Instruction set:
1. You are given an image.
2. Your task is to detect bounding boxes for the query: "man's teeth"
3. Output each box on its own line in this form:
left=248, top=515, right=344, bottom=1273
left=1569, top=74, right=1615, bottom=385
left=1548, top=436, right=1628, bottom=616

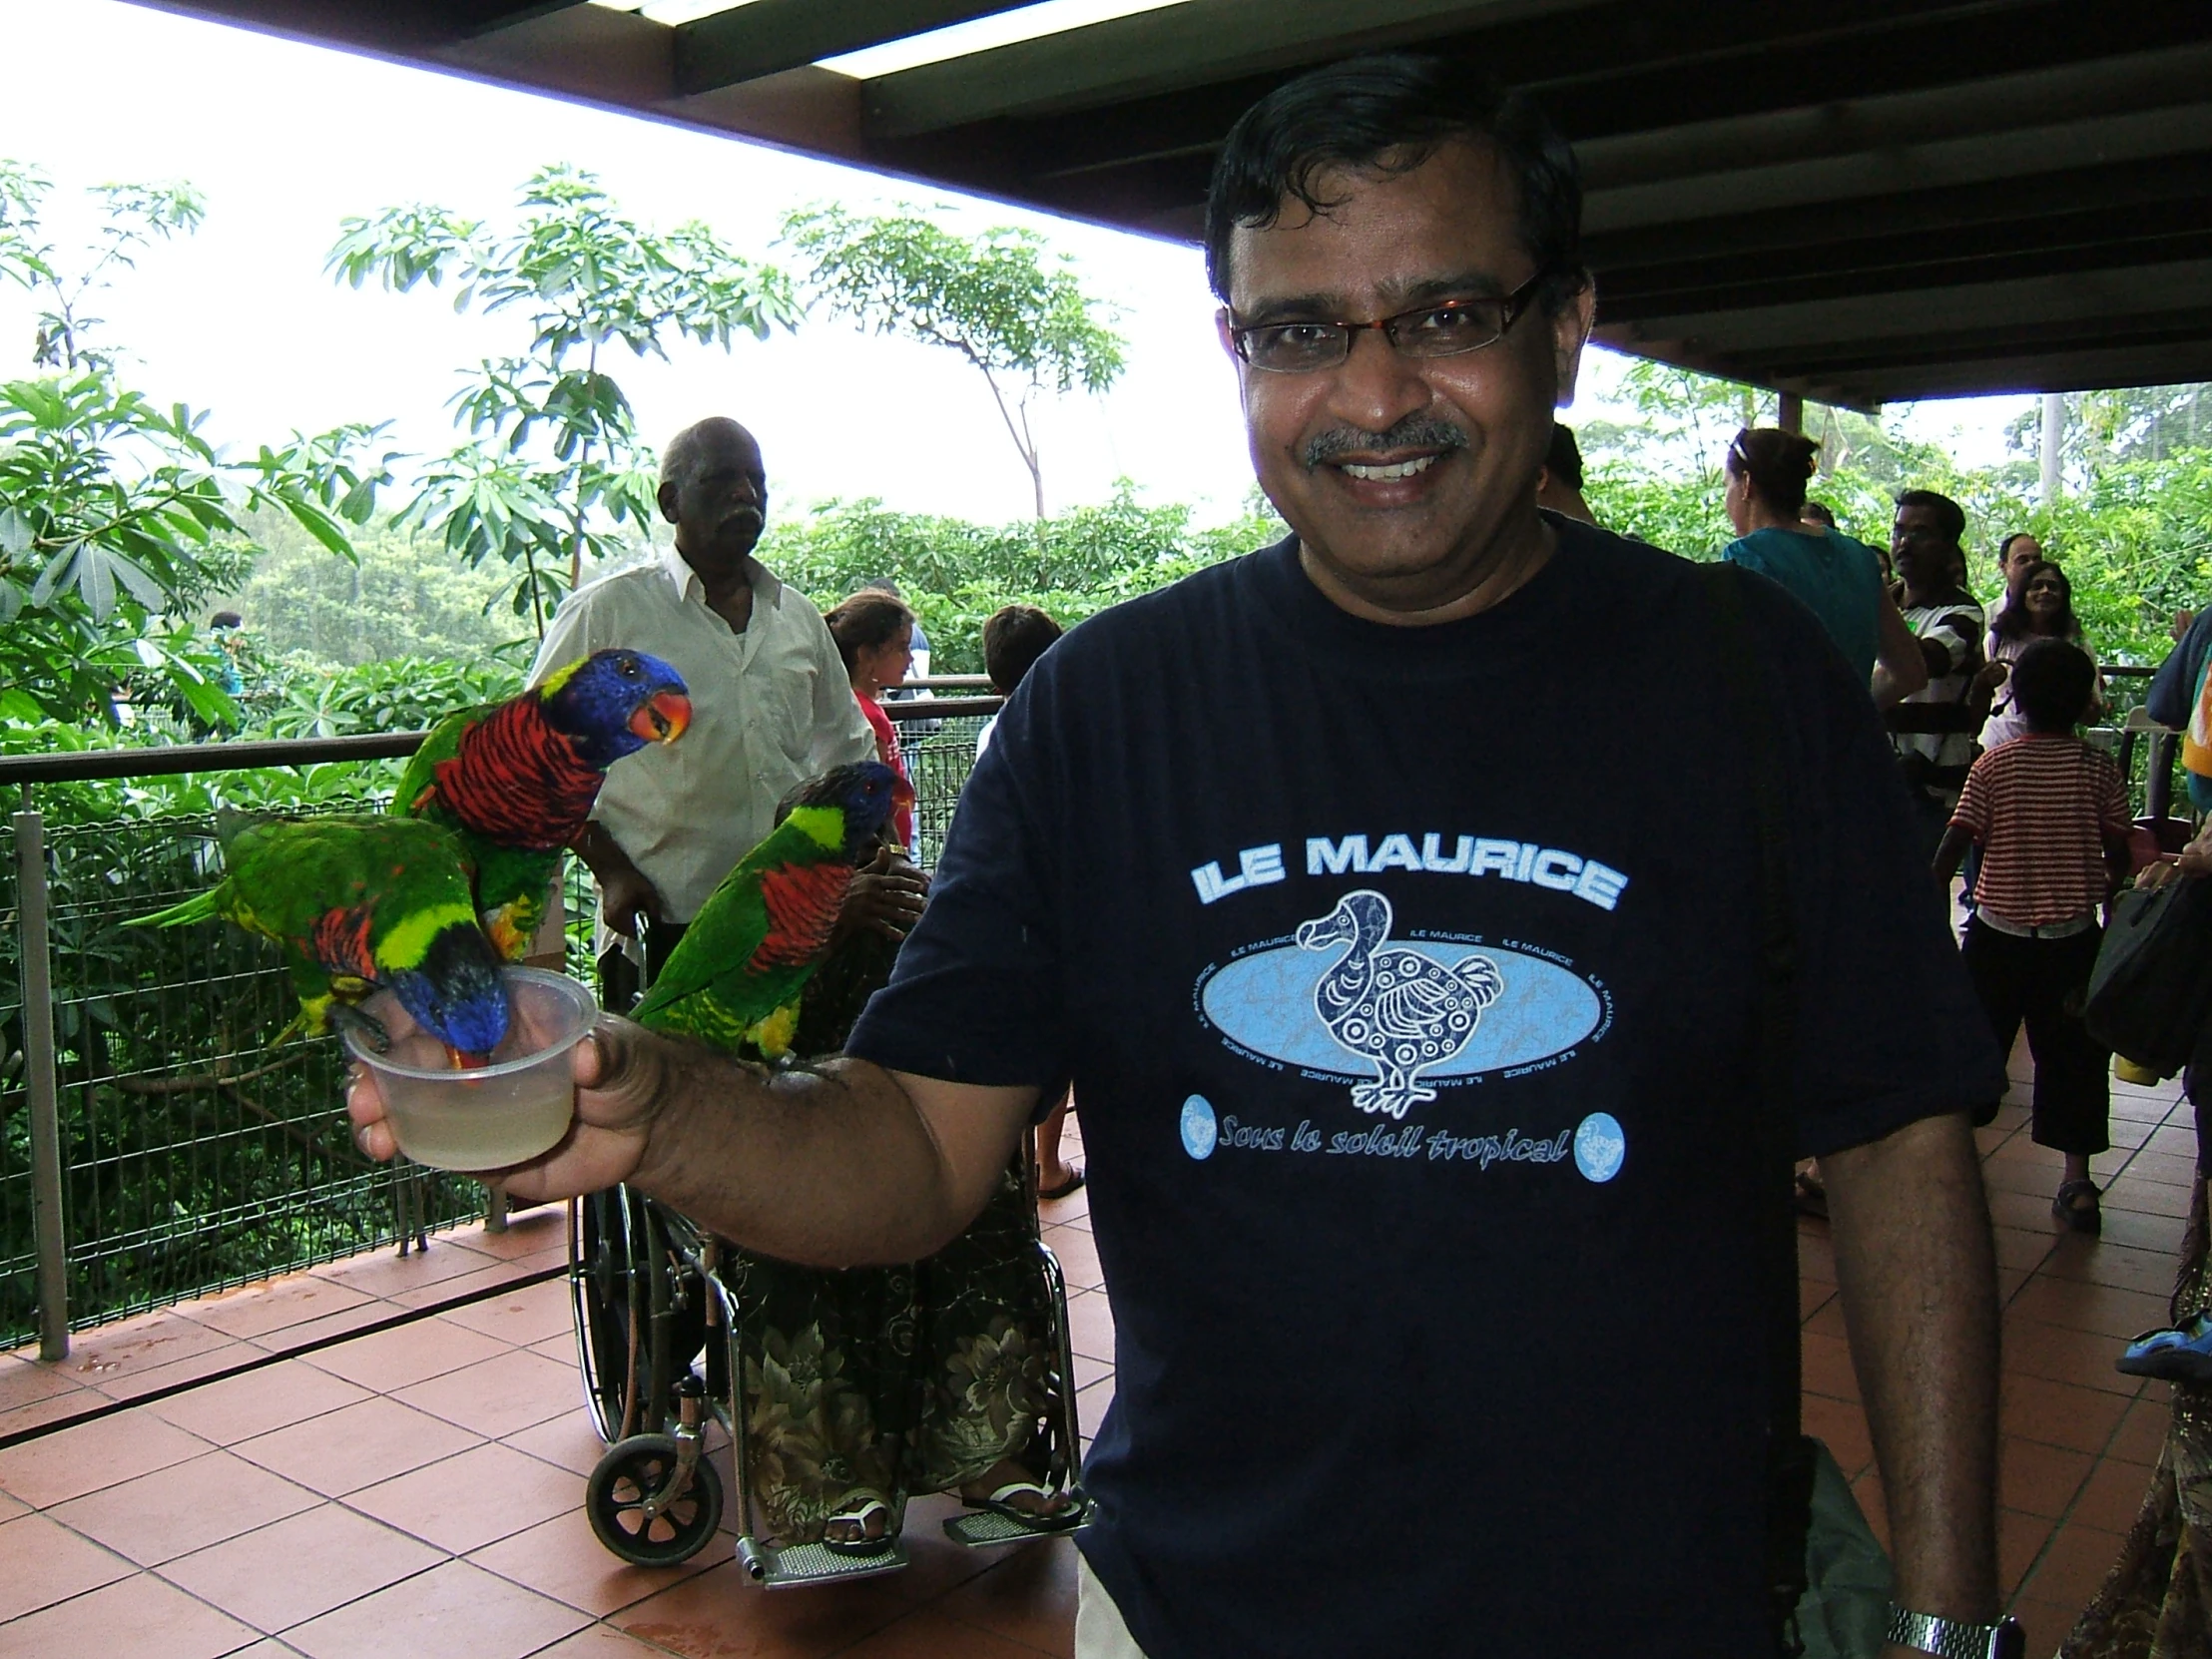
left=1340, top=455, right=1438, bottom=481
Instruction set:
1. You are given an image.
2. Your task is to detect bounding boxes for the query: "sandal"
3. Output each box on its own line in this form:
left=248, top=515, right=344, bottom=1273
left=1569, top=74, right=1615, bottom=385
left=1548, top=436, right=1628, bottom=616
left=1793, top=1169, right=1828, bottom=1221
left=2053, top=1179, right=2102, bottom=1236
left=1039, top=1168, right=1086, bottom=1202
left=822, top=1495, right=897, bottom=1557
left=962, top=1479, right=1086, bottom=1534
left=2120, top=1313, right=2212, bottom=1382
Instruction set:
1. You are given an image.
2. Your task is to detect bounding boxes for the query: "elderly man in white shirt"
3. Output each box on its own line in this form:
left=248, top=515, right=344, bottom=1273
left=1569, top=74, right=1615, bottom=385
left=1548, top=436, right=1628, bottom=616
left=529, top=416, right=896, bottom=981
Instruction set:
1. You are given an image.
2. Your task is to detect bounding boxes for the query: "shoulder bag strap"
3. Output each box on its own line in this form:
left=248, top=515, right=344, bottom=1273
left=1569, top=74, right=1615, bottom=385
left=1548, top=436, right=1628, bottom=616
left=1698, top=562, right=1813, bottom=1656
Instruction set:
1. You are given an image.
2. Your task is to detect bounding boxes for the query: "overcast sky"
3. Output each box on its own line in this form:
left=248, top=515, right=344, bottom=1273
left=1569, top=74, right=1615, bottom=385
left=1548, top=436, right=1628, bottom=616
left=0, top=0, right=2033, bottom=531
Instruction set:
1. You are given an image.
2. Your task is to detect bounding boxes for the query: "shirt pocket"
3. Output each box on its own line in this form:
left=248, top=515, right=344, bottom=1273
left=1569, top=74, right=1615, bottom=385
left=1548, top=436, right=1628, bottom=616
left=767, top=659, right=825, bottom=766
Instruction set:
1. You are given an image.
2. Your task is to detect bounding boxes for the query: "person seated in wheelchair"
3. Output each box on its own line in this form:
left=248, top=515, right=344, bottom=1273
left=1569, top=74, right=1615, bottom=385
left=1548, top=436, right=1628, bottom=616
left=718, top=788, right=1083, bottom=1556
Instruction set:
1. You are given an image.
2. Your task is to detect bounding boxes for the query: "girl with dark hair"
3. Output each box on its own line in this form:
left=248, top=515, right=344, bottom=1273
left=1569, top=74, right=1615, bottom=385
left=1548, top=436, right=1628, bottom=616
left=1721, top=427, right=1929, bottom=705
left=1977, top=560, right=2101, bottom=751
left=825, top=591, right=917, bottom=848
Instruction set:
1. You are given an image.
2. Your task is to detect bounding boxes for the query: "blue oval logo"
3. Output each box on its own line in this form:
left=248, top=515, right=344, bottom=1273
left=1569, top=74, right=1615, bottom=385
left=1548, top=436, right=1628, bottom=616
left=1180, top=1095, right=1218, bottom=1160
left=1574, top=1113, right=1626, bottom=1183
left=1200, top=939, right=1602, bottom=1082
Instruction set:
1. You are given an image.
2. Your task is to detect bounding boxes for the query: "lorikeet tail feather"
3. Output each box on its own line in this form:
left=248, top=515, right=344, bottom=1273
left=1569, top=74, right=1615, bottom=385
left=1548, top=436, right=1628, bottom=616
left=126, top=887, right=226, bottom=929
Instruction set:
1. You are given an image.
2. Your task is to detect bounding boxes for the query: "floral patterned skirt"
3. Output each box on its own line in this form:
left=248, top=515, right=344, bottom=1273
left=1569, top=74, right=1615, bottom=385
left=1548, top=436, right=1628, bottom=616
left=718, top=1159, right=1064, bottom=1544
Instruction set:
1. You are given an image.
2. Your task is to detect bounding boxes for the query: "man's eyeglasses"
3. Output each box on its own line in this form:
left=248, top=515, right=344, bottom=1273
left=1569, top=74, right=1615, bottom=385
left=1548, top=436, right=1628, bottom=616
left=1227, top=269, right=1554, bottom=374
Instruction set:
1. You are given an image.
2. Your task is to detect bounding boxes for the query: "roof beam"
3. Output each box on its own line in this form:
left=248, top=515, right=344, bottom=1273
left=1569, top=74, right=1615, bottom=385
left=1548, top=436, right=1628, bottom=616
left=672, top=2, right=1031, bottom=97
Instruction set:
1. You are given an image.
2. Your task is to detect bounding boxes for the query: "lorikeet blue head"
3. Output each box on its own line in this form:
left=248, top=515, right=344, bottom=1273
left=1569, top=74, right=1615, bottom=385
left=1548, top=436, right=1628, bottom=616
left=540, top=650, right=692, bottom=770
left=791, top=762, right=914, bottom=862
left=387, top=922, right=511, bottom=1067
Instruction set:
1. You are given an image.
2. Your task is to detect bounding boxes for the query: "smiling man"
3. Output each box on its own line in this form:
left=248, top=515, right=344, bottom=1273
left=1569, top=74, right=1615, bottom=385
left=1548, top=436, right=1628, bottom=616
left=528, top=416, right=878, bottom=982
left=352, top=58, right=2006, bottom=1659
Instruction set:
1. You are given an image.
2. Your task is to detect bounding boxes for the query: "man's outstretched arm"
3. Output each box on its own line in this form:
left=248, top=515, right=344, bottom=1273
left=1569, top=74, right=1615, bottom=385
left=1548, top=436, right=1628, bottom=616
left=347, top=1016, right=1036, bottom=1269
left=1823, top=1111, right=2000, bottom=1634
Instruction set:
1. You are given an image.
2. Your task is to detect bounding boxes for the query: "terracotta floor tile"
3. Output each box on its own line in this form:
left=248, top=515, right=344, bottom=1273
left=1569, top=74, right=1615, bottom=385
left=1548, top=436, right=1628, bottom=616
left=157, top=1499, right=443, bottom=1633
left=532, top=1629, right=698, bottom=1659
left=388, top=1346, right=580, bottom=1441
left=2104, top=1118, right=2157, bottom=1151
left=435, top=1277, right=574, bottom=1348
left=0, top=1510, right=136, bottom=1619
left=89, top=1341, right=262, bottom=1404
left=2012, top=1596, right=2090, bottom=1658
left=1801, top=1332, right=1860, bottom=1403
left=243, top=1302, right=402, bottom=1359
left=1803, top=1394, right=1873, bottom=1480
left=1071, top=1353, right=1112, bottom=1392
left=445, top=1209, right=567, bottom=1261
left=0, top=1406, right=212, bottom=1507
left=2018, top=1521, right=2127, bottom=1614
left=283, top=1557, right=588, bottom=1659
left=147, top=1359, right=373, bottom=1445
left=0, top=1568, right=261, bottom=1659
left=232, top=1395, right=482, bottom=1497
left=2146, top=1126, right=2200, bottom=1160
left=2041, top=1238, right=2184, bottom=1297
left=502, top=1409, right=608, bottom=1478
left=345, top=1439, right=581, bottom=1554
left=58, top=1308, right=242, bottom=1384
left=1802, top=1296, right=1848, bottom=1340
left=2109, top=1398, right=2172, bottom=1466
left=308, top=1243, right=497, bottom=1298
left=0, top=1355, right=80, bottom=1412
left=0, top=1388, right=105, bottom=1440
left=929, top=1534, right=1079, bottom=1656
left=465, top=1504, right=720, bottom=1616
left=386, top=1256, right=564, bottom=1311
left=1041, top=1230, right=1103, bottom=1294
left=295, top=1317, right=509, bottom=1394
left=1988, top=1185, right=2070, bottom=1233
left=1065, top=1292, right=1114, bottom=1365
left=2000, top=1506, right=2053, bottom=1596
left=840, top=1604, right=1062, bottom=1659
left=183, top=1274, right=380, bottom=1342
left=614, top=1560, right=907, bottom=1659
left=2007, top=1278, right=2173, bottom=1342
left=532, top=1332, right=581, bottom=1365
left=867, top=1493, right=1016, bottom=1608
left=2001, top=1374, right=2132, bottom=1456
left=49, top=1447, right=320, bottom=1565
left=2003, top=1316, right=2141, bottom=1395
left=2104, top=1180, right=2194, bottom=1220
left=2069, top=1450, right=2159, bottom=1535
left=1991, top=1226, right=2058, bottom=1274
left=1998, top=1437, right=2095, bottom=1519
left=2116, top=1150, right=2197, bottom=1188
left=1076, top=1378, right=1115, bottom=1441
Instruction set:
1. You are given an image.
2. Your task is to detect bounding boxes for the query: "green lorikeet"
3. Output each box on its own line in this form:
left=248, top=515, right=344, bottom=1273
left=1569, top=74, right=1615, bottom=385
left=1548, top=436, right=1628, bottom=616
left=392, top=648, right=691, bottom=961
left=129, top=812, right=510, bottom=1065
left=631, top=762, right=911, bottom=1060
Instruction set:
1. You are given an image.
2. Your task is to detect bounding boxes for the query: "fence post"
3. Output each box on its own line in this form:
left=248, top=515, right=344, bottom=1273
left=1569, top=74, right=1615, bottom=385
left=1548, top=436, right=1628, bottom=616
left=13, top=808, right=69, bottom=1361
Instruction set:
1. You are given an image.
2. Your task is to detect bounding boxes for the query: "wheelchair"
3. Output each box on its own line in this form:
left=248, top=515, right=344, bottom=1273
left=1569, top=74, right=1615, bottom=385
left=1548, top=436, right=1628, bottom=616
left=568, top=1156, right=1092, bottom=1587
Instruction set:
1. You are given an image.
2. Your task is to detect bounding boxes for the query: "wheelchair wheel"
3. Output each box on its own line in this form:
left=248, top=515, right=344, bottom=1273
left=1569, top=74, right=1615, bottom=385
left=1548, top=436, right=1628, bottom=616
left=571, top=1190, right=656, bottom=1443
left=586, top=1433, right=725, bottom=1566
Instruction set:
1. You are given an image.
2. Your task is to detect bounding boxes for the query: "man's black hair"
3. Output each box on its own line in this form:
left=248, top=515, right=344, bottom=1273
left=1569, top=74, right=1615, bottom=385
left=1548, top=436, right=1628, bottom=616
left=1204, top=54, right=1587, bottom=310
left=983, top=604, right=1063, bottom=695
left=1544, top=422, right=1583, bottom=490
left=1895, top=488, right=1966, bottom=547
left=210, top=610, right=243, bottom=629
left=2010, top=638, right=2096, bottom=733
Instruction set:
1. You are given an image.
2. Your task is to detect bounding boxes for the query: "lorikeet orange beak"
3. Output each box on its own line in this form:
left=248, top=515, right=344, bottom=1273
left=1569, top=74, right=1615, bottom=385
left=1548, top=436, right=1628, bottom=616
left=630, top=691, right=692, bottom=745
left=892, top=774, right=916, bottom=812
left=448, top=1045, right=494, bottom=1071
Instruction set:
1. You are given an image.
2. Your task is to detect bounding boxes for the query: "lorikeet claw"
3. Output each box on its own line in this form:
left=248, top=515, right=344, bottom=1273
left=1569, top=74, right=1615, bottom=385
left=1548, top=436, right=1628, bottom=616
left=327, top=1002, right=391, bottom=1055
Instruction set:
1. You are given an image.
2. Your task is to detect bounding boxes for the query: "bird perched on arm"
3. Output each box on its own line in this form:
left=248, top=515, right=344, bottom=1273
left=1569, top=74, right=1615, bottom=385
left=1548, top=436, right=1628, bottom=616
left=631, top=762, right=911, bottom=1060
left=129, top=812, right=510, bottom=1067
left=392, top=649, right=691, bottom=961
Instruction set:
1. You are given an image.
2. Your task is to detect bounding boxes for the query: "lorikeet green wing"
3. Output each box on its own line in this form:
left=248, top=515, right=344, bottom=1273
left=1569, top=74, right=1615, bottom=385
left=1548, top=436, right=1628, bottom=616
left=630, top=763, right=909, bottom=1062
left=393, top=649, right=690, bottom=962
left=130, top=813, right=510, bottom=1064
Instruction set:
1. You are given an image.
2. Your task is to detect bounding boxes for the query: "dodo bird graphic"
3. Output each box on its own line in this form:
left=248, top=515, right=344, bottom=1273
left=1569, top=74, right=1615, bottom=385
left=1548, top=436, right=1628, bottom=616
left=1296, top=889, right=1504, bottom=1119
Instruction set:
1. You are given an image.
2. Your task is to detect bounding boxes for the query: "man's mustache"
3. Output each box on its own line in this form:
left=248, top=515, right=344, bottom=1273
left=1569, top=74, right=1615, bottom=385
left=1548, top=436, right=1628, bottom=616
left=1303, top=416, right=1470, bottom=471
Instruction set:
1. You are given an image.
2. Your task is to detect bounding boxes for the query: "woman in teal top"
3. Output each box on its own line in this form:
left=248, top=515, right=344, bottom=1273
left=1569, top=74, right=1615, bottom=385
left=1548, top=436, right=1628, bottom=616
left=1720, top=427, right=1925, bottom=702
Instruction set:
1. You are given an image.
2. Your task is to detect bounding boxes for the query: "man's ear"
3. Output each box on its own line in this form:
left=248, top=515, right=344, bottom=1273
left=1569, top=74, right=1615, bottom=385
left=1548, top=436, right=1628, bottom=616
left=656, top=480, right=680, bottom=525
left=1551, top=280, right=1598, bottom=407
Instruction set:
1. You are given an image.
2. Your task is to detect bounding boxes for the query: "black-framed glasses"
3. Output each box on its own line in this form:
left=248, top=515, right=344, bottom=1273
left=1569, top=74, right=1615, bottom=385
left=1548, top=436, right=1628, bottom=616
left=1227, top=269, right=1553, bottom=374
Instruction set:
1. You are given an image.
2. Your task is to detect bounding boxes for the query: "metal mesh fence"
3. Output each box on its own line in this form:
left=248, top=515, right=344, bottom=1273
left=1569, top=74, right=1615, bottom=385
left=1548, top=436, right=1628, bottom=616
left=0, top=798, right=495, bottom=1350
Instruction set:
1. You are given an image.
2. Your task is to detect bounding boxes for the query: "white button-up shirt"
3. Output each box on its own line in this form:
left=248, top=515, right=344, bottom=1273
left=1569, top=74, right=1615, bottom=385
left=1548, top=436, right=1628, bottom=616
left=529, top=544, right=876, bottom=923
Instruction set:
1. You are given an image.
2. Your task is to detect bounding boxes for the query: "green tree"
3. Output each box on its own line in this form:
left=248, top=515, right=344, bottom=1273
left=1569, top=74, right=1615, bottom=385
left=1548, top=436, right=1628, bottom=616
left=782, top=206, right=1126, bottom=519
left=329, top=167, right=800, bottom=638
left=0, top=164, right=386, bottom=728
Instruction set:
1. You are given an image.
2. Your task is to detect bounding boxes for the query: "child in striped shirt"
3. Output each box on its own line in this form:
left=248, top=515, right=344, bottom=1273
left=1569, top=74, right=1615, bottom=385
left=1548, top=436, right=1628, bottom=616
left=1935, top=638, right=2134, bottom=1233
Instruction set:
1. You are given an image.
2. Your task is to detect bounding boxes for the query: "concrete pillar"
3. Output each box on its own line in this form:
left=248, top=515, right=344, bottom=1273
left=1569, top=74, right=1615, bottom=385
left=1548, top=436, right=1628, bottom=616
left=2040, top=392, right=2064, bottom=505
left=1778, top=392, right=1804, bottom=434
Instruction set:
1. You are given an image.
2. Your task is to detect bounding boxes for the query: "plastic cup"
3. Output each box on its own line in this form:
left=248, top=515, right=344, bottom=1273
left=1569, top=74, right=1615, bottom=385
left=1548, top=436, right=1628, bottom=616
left=343, top=966, right=596, bottom=1172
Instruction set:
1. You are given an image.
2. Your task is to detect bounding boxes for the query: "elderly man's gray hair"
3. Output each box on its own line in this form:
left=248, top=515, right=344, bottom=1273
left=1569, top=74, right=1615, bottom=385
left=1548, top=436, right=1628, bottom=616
left=658, top=416, right=751, bottom=489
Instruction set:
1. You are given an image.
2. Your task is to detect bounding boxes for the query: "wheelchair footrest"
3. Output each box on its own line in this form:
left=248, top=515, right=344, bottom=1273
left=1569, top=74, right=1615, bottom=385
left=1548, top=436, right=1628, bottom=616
left=942, top=1497, right=1092, bottom=1549
left=737, top=1534, right=909, bottom=1588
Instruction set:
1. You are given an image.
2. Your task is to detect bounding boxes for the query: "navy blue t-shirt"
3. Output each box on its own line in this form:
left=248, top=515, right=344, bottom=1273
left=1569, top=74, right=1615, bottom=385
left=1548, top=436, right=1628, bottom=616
left=846, top=520, right=2002, bottom=1658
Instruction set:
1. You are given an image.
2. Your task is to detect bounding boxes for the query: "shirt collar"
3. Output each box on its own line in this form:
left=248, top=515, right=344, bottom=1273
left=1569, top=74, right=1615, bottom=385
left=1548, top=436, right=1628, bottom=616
left=659, top=543, right=784, bottom=609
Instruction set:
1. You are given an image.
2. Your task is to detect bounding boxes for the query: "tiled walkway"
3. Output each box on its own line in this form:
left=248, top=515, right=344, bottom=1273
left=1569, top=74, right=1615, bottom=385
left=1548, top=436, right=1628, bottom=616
left=0, top=1077, right=2197, bottom=1658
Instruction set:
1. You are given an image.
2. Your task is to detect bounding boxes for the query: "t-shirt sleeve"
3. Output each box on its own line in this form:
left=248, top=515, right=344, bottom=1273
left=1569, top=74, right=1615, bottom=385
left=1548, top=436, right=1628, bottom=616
left=1923, top=605, right=1981, bottom=675
left=2096, top=755, right=2132, bottom=837
left=843, top=665, right=1069, bottom=1089
left=1755, top=586, right=2006, bottom=1154
left=1948, top=756, right=1991, bottom=838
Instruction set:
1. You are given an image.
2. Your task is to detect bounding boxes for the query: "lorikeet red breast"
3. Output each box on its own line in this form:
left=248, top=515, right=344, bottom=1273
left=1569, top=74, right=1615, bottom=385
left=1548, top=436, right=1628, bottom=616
left=394, top=649, right=690, bottom=960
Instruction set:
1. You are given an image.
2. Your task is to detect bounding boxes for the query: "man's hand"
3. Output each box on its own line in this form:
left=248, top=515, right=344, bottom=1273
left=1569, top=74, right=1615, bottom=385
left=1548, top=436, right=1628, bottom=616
left=348, top=1015, right=671, bottom=1200
left=838, top=843, right=929, bottom=942
left=573, top=824, right=662, bottom=939
left=1970, top=660, right=2009, bottom=696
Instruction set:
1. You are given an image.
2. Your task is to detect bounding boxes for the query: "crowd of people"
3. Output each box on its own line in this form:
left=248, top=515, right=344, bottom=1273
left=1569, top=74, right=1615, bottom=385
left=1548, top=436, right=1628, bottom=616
left=339, top=48, right=2212, bottom=1659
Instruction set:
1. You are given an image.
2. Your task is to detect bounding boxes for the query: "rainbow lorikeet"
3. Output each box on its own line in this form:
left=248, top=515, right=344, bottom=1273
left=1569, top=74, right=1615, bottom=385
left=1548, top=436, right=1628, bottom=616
left=129, top=812, right=510, bottom=1066
left=392, top=648, right=691, bottom=961
left=631, top=762, right=911, bottom=1060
